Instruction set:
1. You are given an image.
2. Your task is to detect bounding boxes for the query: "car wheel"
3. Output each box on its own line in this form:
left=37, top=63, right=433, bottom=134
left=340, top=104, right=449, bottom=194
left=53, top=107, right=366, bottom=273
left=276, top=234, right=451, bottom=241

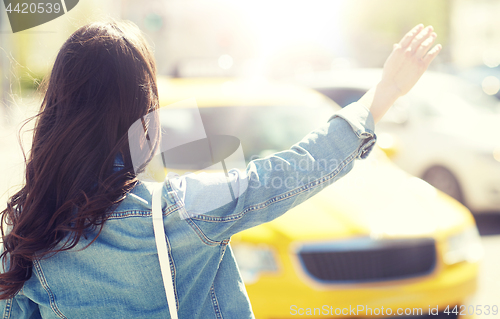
left=422, top=166, right=464, bottom=203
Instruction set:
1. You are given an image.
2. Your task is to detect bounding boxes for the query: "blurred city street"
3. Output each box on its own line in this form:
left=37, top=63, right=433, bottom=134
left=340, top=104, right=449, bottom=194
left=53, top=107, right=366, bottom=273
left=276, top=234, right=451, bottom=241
left=0, top=97, right=37, bottom=212
left=2, top=0, right=500, bottom=317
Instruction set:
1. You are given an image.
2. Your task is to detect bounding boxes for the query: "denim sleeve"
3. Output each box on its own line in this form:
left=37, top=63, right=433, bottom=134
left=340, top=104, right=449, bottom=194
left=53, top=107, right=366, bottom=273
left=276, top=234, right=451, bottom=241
left=166, top=102, right=376, bottom=242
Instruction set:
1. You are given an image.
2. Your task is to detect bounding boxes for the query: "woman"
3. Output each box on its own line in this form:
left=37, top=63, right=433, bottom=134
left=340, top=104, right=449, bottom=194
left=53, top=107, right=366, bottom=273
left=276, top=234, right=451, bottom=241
left=0, top=21, right=440, bottom=318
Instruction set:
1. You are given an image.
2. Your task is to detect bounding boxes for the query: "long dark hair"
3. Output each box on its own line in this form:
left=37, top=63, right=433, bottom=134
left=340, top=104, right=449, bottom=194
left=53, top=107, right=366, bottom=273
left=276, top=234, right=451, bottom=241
left=0, top=21, right=159, bottom=299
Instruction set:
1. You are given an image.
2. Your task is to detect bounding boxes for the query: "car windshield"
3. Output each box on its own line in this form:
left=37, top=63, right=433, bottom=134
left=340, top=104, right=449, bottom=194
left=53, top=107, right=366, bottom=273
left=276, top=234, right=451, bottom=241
left=160, top=101, right=337, bottom=163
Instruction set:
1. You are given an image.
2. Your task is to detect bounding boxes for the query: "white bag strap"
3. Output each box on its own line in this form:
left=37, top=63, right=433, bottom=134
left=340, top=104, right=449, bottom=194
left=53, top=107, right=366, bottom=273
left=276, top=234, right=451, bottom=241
left=152, top=184, right=179, bottom=319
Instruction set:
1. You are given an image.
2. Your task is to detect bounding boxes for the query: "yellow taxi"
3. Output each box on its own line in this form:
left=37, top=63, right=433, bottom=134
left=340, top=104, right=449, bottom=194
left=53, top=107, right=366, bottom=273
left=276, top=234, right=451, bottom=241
left=150, top=77, right=481, bottom=319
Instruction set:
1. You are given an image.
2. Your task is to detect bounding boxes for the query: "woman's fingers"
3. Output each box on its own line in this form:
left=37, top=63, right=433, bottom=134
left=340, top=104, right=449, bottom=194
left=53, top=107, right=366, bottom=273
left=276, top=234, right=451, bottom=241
left=399, top=24, right=424, bottom=48
left=415, top=32, right=437, bottom=58
left=409, top=26, right=433, bottom=53
left=423, top=44, right=442, bottom=66
left=380, top=24, right=442, bottom=97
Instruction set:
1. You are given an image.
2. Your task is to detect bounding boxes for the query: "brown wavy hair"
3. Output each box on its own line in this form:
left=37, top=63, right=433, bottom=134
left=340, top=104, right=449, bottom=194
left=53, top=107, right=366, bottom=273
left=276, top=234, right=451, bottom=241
left=0, top=21, right=159, bottom=299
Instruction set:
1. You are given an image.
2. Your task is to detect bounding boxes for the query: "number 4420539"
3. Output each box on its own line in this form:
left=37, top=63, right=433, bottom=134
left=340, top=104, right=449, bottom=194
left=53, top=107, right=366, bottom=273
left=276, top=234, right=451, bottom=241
left=444, top=305, right=498, bottom=316
left=5, top=2, right=62, bottom=14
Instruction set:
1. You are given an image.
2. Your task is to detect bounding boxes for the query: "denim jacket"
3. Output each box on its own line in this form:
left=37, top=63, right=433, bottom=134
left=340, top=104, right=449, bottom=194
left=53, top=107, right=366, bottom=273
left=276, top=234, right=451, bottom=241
left=1, top=102, right=376, bottom=319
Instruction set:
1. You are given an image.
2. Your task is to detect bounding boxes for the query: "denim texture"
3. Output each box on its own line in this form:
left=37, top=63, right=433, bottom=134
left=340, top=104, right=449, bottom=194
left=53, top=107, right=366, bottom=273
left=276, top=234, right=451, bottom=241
left=1, top=102, right=376, bottom=319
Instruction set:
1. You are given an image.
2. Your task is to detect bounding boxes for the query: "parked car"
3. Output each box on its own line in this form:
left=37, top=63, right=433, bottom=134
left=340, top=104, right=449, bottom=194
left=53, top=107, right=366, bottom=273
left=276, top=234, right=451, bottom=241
left=297, top=68, right=500, bottom=213
left=147, top=77, right=481, bottom=319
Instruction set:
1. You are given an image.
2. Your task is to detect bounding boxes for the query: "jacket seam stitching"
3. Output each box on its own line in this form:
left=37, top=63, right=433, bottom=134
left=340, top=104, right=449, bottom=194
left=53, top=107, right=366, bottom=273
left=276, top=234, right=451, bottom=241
left=210, top=283, right=223, bottom=319
left=106, top=205, right=182, bottom=219
left=185, top=218, right=221, bottom=246
left=219, top=244, right=228, bottom=264
left=164, top=234, right=180, bottom=310
left=2, top=298, right=12, bottom=319
left=32, top=260, right=68, bottom=319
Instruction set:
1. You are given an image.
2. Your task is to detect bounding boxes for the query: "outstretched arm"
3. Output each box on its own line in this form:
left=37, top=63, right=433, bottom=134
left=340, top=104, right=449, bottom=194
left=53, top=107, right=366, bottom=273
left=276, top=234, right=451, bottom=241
left=359, top=24, right=442, bottom=124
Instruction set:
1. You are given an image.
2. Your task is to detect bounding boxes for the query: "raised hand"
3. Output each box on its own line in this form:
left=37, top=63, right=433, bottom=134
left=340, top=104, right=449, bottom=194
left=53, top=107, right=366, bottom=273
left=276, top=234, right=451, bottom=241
left=359, top=24, right=442, bottom=124
left=381, top=24, right=442, bottom=96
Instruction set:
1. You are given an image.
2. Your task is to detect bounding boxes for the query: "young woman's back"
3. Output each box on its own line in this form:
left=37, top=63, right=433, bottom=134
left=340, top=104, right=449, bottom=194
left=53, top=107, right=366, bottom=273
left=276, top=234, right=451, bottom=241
left=0, top=21, right=162, bottom=316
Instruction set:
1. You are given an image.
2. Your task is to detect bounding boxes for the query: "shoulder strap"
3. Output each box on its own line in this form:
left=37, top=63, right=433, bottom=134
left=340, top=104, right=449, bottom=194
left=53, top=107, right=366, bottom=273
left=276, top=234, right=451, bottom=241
left=152, top=184, right=179, bottom=319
